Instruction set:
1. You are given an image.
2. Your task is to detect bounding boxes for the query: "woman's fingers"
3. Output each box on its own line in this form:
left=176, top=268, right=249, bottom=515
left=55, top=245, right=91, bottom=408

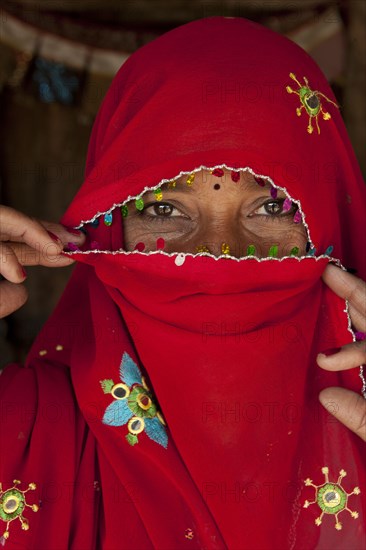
left=7, top=242, right=76, bottom=267
left=0, top=208, right=84, bottom=262
left=319, top=387, right=366, bottom=442
left=322, top=264, right=366, bottom=319
left=0, top=280, right=28, bottom=318
left=319, top=264, right=366, bottom=441
left=0, top=205, right=85, bottom=318
left=0, top=242, right=27, bottom=282
left=317, top=340, right=366, bottom=371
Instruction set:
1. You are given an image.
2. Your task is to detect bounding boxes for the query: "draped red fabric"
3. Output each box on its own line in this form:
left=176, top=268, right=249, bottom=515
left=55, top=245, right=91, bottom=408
left=1, top=16, right=365, bottom=550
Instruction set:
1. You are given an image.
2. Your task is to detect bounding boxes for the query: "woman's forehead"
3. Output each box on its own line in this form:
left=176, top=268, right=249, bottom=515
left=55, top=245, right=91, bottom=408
left=165, top=168, right=282, bottom=195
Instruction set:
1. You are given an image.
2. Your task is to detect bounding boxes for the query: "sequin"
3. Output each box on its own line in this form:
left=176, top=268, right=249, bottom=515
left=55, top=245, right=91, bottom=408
left=156, top=238, right=165, bottom=250
left=308, top=247, right=317, bottom=256
left=270, top=186, right=278, bottom=199
left=306, top=241, right=311, bottom=253
left=154, top=188, right=163, bottom=201
left=254, top=176, right=266, bottom=187
left=325, top=245, right=334, bottom=255
left=175, top=253, right=186, bottom=266
left=55, top=345, right=63, bottom=351
left=212, top=168, right=224, bottom=177
left=283, top=198, right=292, bottom=212
left=185, top=528, right=194, bottom=540
left=221, top=243, right=230, bottom=255
left=90, top=218, right=99, bottom=227
left=135, top=197, right=144, bottom=211
left=121, top=205, right=128, bottom=217
left=293, top=210, right=302, bottom=224
left=355, top=331, right=366, bottom=342
left=66, top=242, right=80, bottom=252
left=134, top=242, right=145, bottom=252
left=231, top=171, right=240, bottom=182
left=213, top=183, right=220, bottom=190
left=168, top=180, right=177, bottom=188
left=290, top=247, right=299, bottom=256
left=268, top=245, right=278, bottom=257
left=104, top=212, right=113, bottom=226
left=246, top=244, right=256, bottom=256
left=186, top=174, right=195, bottom=186
left=39, top=350, right=47, bottom=356
left=196, top=245, right=210, bottom=254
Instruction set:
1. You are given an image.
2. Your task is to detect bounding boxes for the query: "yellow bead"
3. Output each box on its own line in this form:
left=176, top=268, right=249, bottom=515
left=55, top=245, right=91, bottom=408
left=186, top=174, right=195, bottom=186
left=221, top=243, right=230, bottom=255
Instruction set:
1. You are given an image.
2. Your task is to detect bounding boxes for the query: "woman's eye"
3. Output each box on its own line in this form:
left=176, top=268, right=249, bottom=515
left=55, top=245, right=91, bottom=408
left=144, top=202, right=184, bottom=218
left=253, top=199, right=296, bottom=217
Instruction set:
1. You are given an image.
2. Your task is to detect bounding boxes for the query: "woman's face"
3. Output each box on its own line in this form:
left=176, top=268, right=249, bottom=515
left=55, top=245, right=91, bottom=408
left=123, top=168, right=307, bottom=258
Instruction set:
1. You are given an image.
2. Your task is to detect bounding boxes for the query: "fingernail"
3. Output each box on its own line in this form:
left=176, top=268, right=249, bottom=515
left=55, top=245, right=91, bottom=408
left=20, top=267, right=27, bottom=279
left=320, top=347, right=342, bottom=357
left=65, top=242, right=80, bottom=252
left=47, top=231, right=60, bottom=242
left=62, top=225, right=82, bottom=236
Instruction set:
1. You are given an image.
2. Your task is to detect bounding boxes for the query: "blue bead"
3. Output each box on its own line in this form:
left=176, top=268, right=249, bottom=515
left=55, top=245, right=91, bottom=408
left=104, top=212, right=113, bottom=227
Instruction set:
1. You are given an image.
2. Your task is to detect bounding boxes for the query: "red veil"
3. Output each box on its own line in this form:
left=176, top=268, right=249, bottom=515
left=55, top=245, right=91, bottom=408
left=1, top=17, right=365, bottom=550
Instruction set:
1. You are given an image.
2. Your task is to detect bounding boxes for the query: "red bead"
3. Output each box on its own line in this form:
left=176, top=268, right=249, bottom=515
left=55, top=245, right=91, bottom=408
left=212, top=168, right=224, bottom=177
left=134, top=242, right=145, bottom=251
left=254, top=176, right=266, bottom=187
left=231, top=171, right=240, bottom=182
left=156, top=238, right=165, bottom=250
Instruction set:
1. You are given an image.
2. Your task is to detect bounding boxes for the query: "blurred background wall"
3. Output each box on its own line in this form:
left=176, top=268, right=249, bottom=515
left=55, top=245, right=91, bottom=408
left=0, top=0, right=365, bottom=367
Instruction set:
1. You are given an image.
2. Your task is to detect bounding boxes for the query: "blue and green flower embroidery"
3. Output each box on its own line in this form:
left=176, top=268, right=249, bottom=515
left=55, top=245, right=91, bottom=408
left=100, top=352, right=168, bottom=448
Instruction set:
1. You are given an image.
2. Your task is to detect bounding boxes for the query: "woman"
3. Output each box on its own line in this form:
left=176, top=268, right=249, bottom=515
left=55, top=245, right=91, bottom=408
left=0, top=16, right=365, bottom=550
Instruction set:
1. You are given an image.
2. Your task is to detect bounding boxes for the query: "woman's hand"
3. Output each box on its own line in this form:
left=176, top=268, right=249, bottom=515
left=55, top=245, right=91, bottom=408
left=0, top=205, right=85, bottom=318
left=317, top=264, right=366, bottom=441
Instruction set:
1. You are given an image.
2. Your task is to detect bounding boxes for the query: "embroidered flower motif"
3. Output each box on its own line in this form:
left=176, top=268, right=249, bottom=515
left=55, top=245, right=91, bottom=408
left=0, top=480, right=39, bottom=541
left=303, top=467, right=360, bottom=530
left=100, top=352, right=168, bottom=448
left=286, top=73, right=338, bottom=134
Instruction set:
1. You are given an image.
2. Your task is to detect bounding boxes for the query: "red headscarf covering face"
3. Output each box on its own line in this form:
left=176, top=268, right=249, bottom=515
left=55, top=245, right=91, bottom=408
left=1, top=17, right=365, bottom=550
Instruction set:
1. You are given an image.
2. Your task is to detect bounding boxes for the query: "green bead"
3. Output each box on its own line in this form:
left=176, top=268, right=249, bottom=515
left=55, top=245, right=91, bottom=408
left=246, top=244, right=256, bottom=256
left=290, top=246, right=299, bottom=256
left=268, top=245, right=278, bottom=257
left=135, top=197, right=144, bottom=211
left=135, top=197, right=144, bottom=210
left=121, top=204, right=128, bottom=217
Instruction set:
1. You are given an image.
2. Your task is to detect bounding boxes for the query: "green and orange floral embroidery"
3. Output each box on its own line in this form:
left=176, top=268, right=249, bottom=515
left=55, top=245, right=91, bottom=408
left=303, top=467, right=360, bottom=530
left=286, top=73, right=338, bottom=134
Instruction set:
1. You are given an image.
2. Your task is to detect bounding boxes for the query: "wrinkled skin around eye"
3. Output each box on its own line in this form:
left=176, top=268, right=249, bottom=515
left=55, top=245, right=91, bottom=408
left=123, top=169, right=308, bottom=258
